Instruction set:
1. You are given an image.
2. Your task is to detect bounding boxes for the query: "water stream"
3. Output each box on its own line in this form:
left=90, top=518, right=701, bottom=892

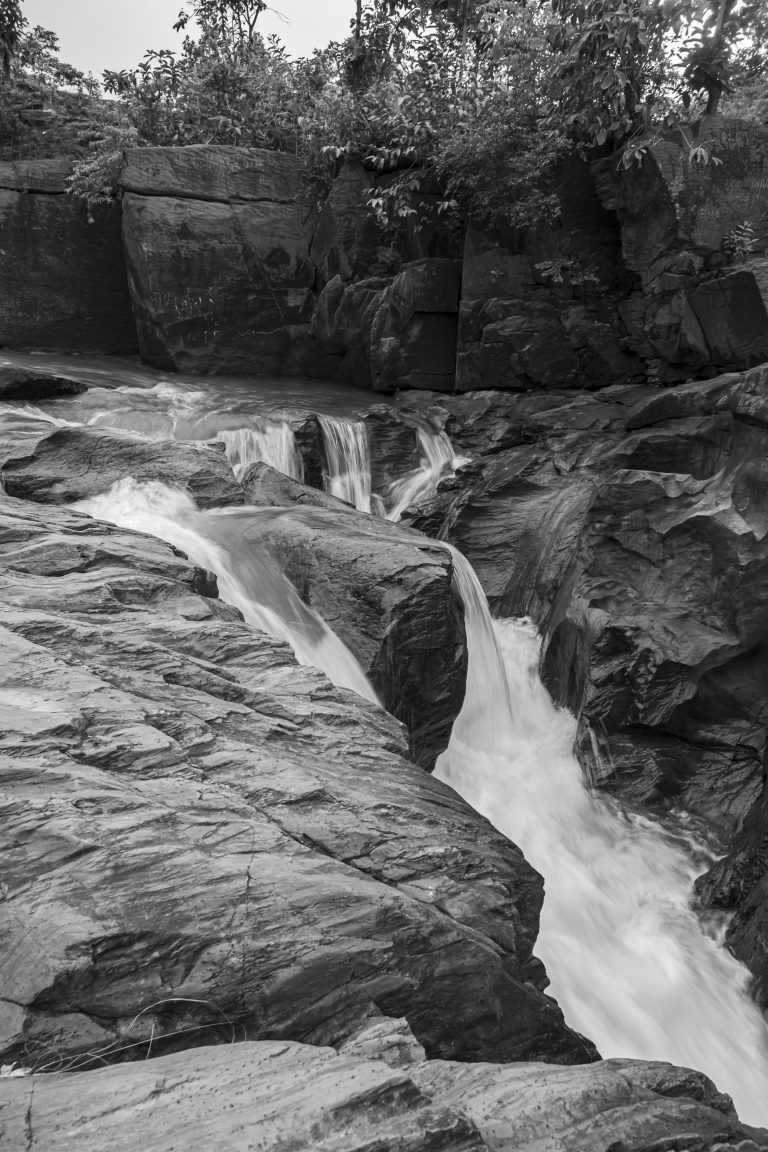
left=437, top=550, right=768, bottom=1126
left=3, top=354, right=768, bottom=1122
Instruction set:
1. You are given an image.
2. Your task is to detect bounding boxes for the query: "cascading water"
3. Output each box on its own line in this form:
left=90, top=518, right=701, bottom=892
left=318, top=415, right=373, bottom=513
left=386, top=427, right=469, bottom=523
left=8, top=353, right=768, bottom=1122
left=437, top=547, right=768, bottom=1126
left=214, top=423, right=303, bottom=481
left=74, top=479, right=377, bottom=705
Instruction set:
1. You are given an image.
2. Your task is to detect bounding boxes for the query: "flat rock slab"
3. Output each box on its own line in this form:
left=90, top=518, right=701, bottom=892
left=0, top=493, right=589, bottom=1070
left=1, top=425, right=244, bottom=508
left=0, top=1042, right=763, bottom=1152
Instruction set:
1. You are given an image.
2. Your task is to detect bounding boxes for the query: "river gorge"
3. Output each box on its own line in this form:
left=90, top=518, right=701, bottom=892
left=4, top=115, right=768, bottom=1149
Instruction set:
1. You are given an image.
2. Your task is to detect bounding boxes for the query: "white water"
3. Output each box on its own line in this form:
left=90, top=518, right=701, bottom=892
left=436, top=549, right=768, bottom=1126
left=74, top=480, right=377, bottom=705
left=386, top=427, right=470, bottom=523
left=318, top=415, right=373, bottom=513
left=214, top=424, right=303, bottom=482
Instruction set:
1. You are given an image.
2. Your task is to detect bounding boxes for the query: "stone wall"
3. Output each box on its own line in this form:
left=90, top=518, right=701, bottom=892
left=0, top=159, right=137, bottom=355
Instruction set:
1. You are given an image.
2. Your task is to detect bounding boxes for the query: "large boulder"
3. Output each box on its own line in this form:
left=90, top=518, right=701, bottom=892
left=0, top=160, right=137, bottom=355
left=0, top=425, right=245, bottom=509
left=0, top=1041, right=763, bottom=1152
left=0, top=493, right=589, bottom=1069
left=232, top=471, right=468, bottom=770
left=120, top=146, right=315, bottom=374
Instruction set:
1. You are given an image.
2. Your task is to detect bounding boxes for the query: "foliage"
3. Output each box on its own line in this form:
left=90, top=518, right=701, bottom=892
left=67, top=120, right=140, bottom=220
left=0, top=0, right=22, bottom=81
left=723, top=219, right=755, bottom=263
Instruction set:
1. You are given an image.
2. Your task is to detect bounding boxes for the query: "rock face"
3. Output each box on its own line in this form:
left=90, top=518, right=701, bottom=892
left=120, top=146, right=316, bottom=374
left=454, top=156, right=643, bottom=395
left=400, top=367, right=768, bottom=1003
left=1, top=1041, right=763, bottom=1152
left=0, top=490, right=591, bottom=1070
left=310, top=259, right=461, bottom=391
left=0, top=160, right=137, bottom=355
left=230, top=469, right=468, bottom=770
left=593, top=116, right=768, bottom=383
left=0, top=425, right=245, bottom=509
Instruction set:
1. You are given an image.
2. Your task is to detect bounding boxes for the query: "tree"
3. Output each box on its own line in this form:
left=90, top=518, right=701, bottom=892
left=0, top=0, right=23, bottom=81
left=174, top=0, right=267, bottom=50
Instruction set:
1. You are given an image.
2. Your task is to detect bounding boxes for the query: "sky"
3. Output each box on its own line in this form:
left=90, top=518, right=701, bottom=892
left=22, top=0, right=354, bottom=77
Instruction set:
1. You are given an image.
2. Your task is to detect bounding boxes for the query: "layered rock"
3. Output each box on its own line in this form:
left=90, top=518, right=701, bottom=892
left=0, top=159, right=137, bottom=355
left=1, top=1040, right=763, bottom=1152
left=231, top=465, right=467, bottom=769
left=0, top=491, right=590, bottom=1070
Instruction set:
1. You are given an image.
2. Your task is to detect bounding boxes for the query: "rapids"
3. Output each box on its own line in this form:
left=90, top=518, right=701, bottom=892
left=437, top=550, right=768, bottom=1127
left=3, top=351, right=768, bottom=1123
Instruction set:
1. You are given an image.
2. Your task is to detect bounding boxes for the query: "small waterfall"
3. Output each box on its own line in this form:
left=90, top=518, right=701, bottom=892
left=74, top=480, right=377, bottom=704
left=214, top=423, right=302, bottom=481
left=438, top=546, right=768, bottom=1127
left=318, top=416, right=373, bottom=513
left=386, top=427, right=469, bottom=523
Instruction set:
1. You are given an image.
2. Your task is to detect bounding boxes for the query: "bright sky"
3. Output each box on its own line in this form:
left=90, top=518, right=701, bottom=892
left=21, top=0, right=354, bottom=76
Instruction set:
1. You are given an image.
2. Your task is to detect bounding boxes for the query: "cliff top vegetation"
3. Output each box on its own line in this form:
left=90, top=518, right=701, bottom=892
left=2, top=0, right=767, bottom=235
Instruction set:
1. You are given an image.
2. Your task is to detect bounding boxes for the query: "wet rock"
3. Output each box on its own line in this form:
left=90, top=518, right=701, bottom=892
left=1, top=425, right=244, bottom=509
left=0, top=493, right=589, bottom=1069
left=0, top=366, right=88, bottom=401
left=402, top=372, right=768, bottom=1003
left=363, top=404, right=423, bottom=494
left=241, top=459, right=346, bottom=510
left=1, top=1043, right=763, bottom=1152
left=247, top=502, right=469, bottom=769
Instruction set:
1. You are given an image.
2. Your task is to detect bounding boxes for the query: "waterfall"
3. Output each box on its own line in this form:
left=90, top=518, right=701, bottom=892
left=73, top=480, right=377, bottom=704
left=215, top=423, right=303, bottom=482
left=386, top=427, right=469, bottom=523
left=437, top=547, right=768, bottom=1127
left=318, top=416, right=373, bottom=513
left=317, top=416, right=468, bottom=521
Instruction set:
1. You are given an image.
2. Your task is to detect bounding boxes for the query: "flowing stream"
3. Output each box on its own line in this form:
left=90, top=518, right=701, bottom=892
left=3, top=353, right=768, bottom=1123
left=437, top=550, right=768, bottom=1126
left=74, top=480, right=377, bottom=705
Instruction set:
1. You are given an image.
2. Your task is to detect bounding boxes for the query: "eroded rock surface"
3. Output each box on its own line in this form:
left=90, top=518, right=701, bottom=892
left=0, top=492, right=590, bottom=1070
left=1, top=1041, right=763, bottom=1152
left=400, top=367, right=768, bottom=1001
